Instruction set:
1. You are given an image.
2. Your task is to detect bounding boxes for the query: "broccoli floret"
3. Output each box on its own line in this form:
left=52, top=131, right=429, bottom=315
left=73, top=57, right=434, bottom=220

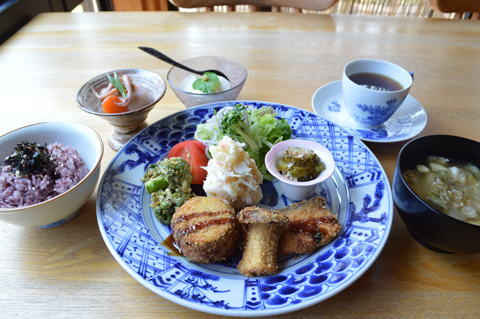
left=150, top=190, right=195, bottom=225
left=142, top=157, right=192, bottom=193
left=142, top=157, right=195, bottom=225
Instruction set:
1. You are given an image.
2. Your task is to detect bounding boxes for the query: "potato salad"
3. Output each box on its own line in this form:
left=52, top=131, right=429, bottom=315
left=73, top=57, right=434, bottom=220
left=203, top=136, right=263, bottom=210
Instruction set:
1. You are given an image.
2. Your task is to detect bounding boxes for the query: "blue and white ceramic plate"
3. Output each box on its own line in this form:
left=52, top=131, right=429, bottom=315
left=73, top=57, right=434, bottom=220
left=312, top=81, right=427, bottom=143
left=96, top=100, right=393, bottom=317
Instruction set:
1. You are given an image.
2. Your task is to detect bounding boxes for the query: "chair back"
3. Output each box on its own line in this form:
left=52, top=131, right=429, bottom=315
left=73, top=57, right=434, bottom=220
left=168, top=0, right=478, bottom=19
left=168, top=0, right=339, bottom=11
left=429, top=0, right=480, bottom=19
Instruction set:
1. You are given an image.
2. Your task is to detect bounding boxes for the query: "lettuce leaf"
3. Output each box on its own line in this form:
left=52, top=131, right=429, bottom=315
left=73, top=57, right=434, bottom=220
left=195, top=104, right=292, bottom=180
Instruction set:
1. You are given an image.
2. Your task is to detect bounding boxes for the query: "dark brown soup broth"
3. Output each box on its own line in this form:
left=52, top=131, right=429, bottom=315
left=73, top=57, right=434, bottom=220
left=348, top=72, right=404, bottom=92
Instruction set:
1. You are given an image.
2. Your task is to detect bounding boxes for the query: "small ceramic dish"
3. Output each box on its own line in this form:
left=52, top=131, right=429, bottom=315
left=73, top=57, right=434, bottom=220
left=76, top=68, right=167, bottom=151
left=312, top=80, right=427, bottom=143
left=167, top=56, right=247, bottom=108
left=265, top=139, right=335, bottom=201
left=0, top=122, right=103, bottom=228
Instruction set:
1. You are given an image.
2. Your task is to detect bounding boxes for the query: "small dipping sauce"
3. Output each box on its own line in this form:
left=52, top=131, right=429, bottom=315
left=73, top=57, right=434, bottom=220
left=277, top=147, right=326, bottom=182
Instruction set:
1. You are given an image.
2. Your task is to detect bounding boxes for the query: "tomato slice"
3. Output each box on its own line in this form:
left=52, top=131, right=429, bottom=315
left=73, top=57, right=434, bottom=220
left=167, top=140, right=208, bottom=184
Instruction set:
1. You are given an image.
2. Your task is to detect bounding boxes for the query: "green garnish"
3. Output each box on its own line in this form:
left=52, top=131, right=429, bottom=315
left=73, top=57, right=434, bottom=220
left=1, top=141, right=57, bottom=179
left=313, top=229, right=324, bottom=243
left=192, top=72, right=220, bottom=93
left=106, top=72, right=127, bottom=99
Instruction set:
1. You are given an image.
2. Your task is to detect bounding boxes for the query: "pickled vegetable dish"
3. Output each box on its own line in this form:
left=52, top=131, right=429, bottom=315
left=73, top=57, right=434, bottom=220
left=277, top=147, right=325, bottom=182
left=403, top=156, right=480, bottom=226
left=92, top=72, right=152, bottom=114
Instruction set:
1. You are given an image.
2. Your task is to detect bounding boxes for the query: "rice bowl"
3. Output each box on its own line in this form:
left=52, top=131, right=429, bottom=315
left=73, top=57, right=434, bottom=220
left=0, top=122, right=103, bottom=227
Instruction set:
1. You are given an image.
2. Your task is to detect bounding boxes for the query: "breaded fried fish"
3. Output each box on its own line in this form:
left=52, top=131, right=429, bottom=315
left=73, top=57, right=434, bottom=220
left=237, top=207, right=289, bottom=277
left=277, top=196, right=341, bottom=255
left=171, top=196, right=238, bottom=263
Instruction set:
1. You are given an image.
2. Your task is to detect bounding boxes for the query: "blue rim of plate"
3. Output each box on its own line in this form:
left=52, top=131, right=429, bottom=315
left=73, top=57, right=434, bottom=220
left=96, top=100, right=393, bottom=317
left=312, top=81, right=427, bottom=143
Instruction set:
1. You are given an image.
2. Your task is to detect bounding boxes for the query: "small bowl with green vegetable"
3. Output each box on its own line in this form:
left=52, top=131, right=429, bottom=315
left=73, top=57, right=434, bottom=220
left=167, top=56, right=247, bottom=108
left=266, top=139, right=336, bottom=201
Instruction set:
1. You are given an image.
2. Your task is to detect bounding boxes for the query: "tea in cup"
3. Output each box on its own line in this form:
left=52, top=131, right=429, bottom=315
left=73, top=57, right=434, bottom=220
left=342, top=59, right=414, bottom=127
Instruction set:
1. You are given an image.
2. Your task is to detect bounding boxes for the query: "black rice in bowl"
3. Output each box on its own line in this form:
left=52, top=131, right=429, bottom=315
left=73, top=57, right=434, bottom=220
left=0, top=141, right=89, bottom=208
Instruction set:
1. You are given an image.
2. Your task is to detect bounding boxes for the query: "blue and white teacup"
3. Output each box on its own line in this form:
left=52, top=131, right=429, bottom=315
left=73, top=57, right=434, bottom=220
left=342, top=59, right=414, bottom=127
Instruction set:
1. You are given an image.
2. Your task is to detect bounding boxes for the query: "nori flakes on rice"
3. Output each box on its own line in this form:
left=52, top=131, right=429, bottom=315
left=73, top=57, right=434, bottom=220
left=0, top=142, right=89, bottom=208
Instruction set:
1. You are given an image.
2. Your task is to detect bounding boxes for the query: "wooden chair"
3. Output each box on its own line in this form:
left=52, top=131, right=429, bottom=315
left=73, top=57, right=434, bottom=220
left=166, top=0, right=450, bottom=18
left=112, top=0, right=170, bottom=11
left=116, top=0, right=477, bottom=19
left=429, top=0, right=480, bottom=19
left=168, top=0, right=339, bottom=12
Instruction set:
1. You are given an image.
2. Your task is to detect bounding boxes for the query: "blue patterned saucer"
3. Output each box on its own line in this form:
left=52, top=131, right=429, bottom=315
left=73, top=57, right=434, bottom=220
left=312, top=81, right=427, bottom=143
left=96, top=100, right=393, bottom=316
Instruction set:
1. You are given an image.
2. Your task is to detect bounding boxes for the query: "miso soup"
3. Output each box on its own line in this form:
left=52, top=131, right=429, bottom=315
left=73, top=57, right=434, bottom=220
left=348, top=72, right=403, bottom=92
left=403, top=156, right=480, bottom=226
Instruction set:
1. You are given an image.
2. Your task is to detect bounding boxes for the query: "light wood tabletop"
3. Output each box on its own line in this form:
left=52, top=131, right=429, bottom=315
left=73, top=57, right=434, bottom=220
left=1, top=11, right=480, bottom=318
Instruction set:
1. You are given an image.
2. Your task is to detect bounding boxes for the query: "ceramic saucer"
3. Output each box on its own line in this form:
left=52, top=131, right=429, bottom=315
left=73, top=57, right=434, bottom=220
left=312, top=81, right=427, bottom=143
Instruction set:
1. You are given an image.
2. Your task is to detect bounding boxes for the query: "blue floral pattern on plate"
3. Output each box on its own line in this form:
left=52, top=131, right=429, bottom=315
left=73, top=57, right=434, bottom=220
left=312, top=81, right=427, bottom=143
left=96, top=100, right=393, bottom=316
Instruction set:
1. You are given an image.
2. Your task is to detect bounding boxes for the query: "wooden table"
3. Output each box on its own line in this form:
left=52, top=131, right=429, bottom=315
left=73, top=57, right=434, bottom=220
left=1, top=12, right=480, bottom=318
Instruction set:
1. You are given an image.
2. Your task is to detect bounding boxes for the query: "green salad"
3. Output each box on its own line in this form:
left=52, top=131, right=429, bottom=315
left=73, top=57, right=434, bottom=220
left=195, top=103, right=292, bottom=179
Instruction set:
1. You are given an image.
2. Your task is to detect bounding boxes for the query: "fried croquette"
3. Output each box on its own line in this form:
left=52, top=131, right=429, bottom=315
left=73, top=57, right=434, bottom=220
left=171, top=196, right=238, bottom=263
left=237, top=207, right=289, bottom=277
left=277, top=196, right=341, bottom=255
